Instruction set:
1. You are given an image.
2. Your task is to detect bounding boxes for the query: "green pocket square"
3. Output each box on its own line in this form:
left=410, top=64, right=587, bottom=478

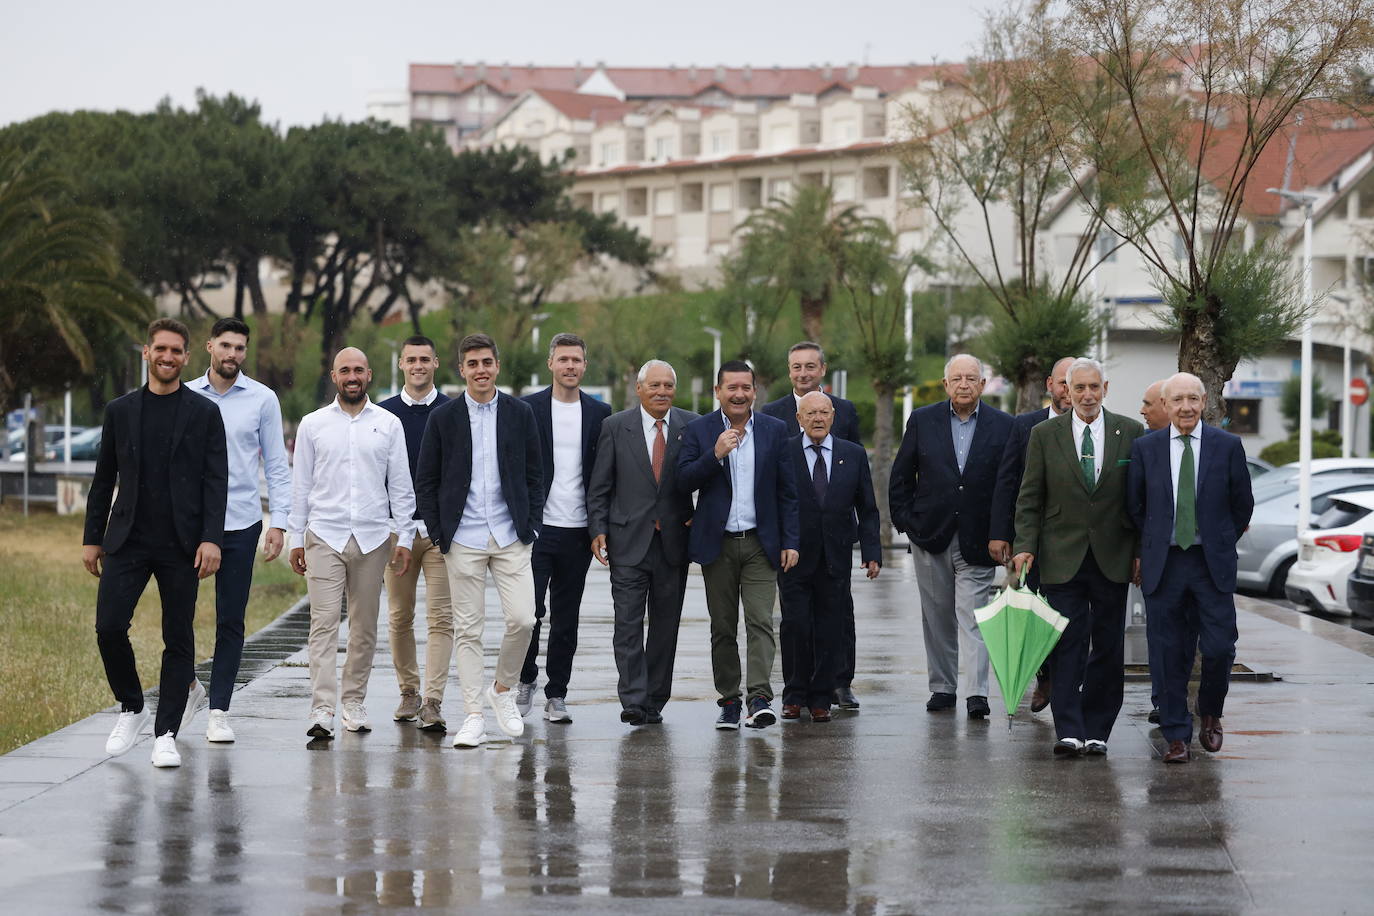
left=1116, top=458, right=1131, bottom=466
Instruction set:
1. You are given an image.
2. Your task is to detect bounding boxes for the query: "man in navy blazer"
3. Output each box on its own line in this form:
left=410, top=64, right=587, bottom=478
left=516, top=333, right=613, bottom=722
left=1127, top=372, right=1254, bottom=764
left=889, top=354, right=1013, bottom=718
left=678, top=360, right=800, bottom=730
left=778, top=392, right=881, bottom=722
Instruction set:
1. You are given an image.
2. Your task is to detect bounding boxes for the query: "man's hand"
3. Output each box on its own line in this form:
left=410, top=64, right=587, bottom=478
left=591, top=534, right=609, bottom=566
left=194, top=542, right=222, bottom=579
left=988, top=539, right=1011, bottom=566
left=713, top=428, right=744, bottom=460
left=290, top=547, right=307, bottom=576
left=1011, top=552, right=1035, bottom=579
left=780, top=549, right=799, bottom=572
left=390, top=545, right=411, bottom=577
left=83, top=545, right=104, bottom=578
left=263, top=527, right=285, bottom=562
left=1132, top=557, right=1142, bottom=587
left=864, top=560, right=880, bottom=580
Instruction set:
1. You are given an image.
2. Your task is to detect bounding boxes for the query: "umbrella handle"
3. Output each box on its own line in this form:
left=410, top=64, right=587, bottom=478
left=1018, top=566, right=1028, bottom=590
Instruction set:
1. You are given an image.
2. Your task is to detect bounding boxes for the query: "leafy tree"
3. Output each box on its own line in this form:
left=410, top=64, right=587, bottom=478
left=1280, top=371, right=1331, bottom=433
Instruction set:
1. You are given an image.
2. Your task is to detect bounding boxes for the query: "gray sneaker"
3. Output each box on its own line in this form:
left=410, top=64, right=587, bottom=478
left=544, top=697, right=572, bottom=723
left=393, top=690, right=421, bottom=722
left=515, top=680, right=536, bottom=717
left=416, top=698, right=446, bottom=732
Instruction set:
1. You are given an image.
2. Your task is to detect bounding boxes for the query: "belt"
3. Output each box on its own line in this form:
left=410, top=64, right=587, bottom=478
left=725, top=528, right=757, bottom=539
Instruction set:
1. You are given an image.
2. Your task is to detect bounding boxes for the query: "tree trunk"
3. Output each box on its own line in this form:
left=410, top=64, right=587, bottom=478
left=245, top=258, right=269, bottom=316
left=871, top=382, right=897, bottom=547
left=1177, top=295, right=1231, bottom=425
left=233, top=265, right=246, bottom=320
left=799, top=293, right=825, bottom=343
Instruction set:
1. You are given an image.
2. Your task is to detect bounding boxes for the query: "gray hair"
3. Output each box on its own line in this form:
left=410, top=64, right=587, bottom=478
left=636, top=359, right=677, bottom=385
left=788, top=340, right=826, bottom=364
left=1161, top=371, right=1204, bottom=400
left=1066, top=356, right=1106, bottom=387
left=944, top=353, right=985, bottom=380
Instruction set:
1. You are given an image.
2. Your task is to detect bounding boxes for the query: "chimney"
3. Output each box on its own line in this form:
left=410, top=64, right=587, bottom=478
left=454, top=60, right=465, bottom=79
left=743, top=64, right=752, bottom=82
left=846, top=62, right=859, bottom=81
left=822, top=62, right=833, bottom=80
left=688, top=64, right=698, bottom=81
left=574, top=60, right=583, bottom=83
left=501, top=61, right=511, bottom=81
left=476, top=61, right=487, bottom=81
left=714, top=64, right=726, bottom=83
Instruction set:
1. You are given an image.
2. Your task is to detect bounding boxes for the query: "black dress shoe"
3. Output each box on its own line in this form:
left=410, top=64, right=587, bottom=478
left=645, top=708, right=663, bottom=725
left=926, top=692, right=957, bottom=712
left=967, top=696, right=991, bottom=719
left=833, top=686, right=860, bottom=709
left=620, top=706, right=647, bottom=726
left=1148, top=707, right=1161, bottom=724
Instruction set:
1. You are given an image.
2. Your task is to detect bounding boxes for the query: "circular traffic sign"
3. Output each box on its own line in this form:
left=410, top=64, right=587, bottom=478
left=1351, top=377, right=1369, bottom=406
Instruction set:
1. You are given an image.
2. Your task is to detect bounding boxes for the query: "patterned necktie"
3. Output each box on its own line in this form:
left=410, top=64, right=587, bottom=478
left=1081, top=424, right=1095, bottom=490
left=1175, top=433, right=1197, bottom=549
left=811, top=444, right=828, bottom=505
left=652, top=419, right=665, bottom=484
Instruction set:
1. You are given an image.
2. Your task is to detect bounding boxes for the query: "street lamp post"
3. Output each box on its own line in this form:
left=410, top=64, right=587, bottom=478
left=903, top=274, right=916, bottom=421
left=531, top=312, right=552, bottom=390
left=703, top=326, right=723, bottom=388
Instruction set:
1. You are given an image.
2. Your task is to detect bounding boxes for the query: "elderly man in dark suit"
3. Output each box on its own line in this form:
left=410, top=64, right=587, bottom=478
left=778, top=392, right=881, bottom=723
left=83, top=317, right=228, bottom=768
left=1013, top=357, right=1144, bottom=757
left=890, top=354, right=1013, bottom=719
left=679, top=360, right=800, bottom=731
left=1128, top=372, right=1254, bottom=764
left=587, top=359, right=698, bottom=726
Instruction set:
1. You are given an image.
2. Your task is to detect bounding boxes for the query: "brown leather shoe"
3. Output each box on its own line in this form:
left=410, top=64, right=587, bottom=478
left=1199, top=715, right=1224, bottom=752
left=1162, top=739, right=1191, bottom=764
left=1030, top=675, right=1051, bottom=713
left=809, top=707, right=832, bottom=722
left=781, top=704, right=802, bottom=720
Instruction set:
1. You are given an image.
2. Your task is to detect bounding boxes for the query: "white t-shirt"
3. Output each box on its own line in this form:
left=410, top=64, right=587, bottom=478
left=544, top=398, right=586, bottom=527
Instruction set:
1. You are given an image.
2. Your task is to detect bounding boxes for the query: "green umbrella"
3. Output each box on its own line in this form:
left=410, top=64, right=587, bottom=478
left=974, top=572, right=1069, bottom=730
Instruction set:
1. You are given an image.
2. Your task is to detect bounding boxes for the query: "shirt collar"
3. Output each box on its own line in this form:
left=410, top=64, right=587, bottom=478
left=195, top=370, right=247, bottom=393
left=641, top=405, right=669, bottom=429
left=721, top=410, right=754, bottom=431
left=465, top=390, right=497, bottom=412
left=1172, top=422, right=1202, bottom=440
left=1072, top=410, right=1104, bottom=433
left=400, top=386, right=438, bottom=407
left=329, top=395, right=373, bottom=415
left=949, top=401, right=980, bottom=422
left=805, top=433, right=833, bottom=452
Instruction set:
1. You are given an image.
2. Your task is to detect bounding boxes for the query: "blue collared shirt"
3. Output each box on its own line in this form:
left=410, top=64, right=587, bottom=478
left=950, top=402, right=979, bottom=473
left=454, top=392, right=519, bottom=550
left=723, top=412, right=757, bottom=532
left=803, top=433, right=833, bottom=477
left=187, top=371, right=292, bottom=532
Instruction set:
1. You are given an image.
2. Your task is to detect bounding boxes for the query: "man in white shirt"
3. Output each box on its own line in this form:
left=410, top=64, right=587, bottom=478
left=288, top=347, right=414, bottom=740
left=186, top=317, right=292, bottom=744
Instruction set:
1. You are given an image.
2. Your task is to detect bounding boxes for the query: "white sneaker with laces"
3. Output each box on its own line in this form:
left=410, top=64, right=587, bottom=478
left=341, top=701, right=371, bottom=732
left=206, top=709, right=235, bottom=743
left=307, top=706, right=335, bottom=739
left=105, top=708, right=150, bottom=756
left=515, top=680, right=537, bottom=717
left=179, top=679, right=205, bottom=737
left=150, top=733, right=181, bottom=768
left=452, top=713, right=487, bottom=748
left=486, top=683, right=524, bottom=737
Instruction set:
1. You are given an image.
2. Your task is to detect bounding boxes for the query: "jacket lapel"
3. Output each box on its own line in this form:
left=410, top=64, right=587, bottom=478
left=1095, top=411, right=1123, bottom=491
left=936, top=399, right=959, bottom=474
left=1056, top=416, right=1090, bottom=495
left=961, top=400, right=994, bottom=479
left=661, top=409, right=686, bottom=489
left=630, top=409, right=658, bottom=487
left=169, top=386, right=191, bottom=456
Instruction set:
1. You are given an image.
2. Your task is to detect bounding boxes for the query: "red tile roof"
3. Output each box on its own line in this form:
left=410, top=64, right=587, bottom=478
left=574, top=139, right=893, bottom=177
left=529, top=89, right=636, bottom=124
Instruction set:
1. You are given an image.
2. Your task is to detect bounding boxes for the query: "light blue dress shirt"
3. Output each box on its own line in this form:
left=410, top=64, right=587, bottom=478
left=802, top=433, right=833, bottom=477
left=454, top=392, right=519, bottom=550
left=187, top=371, right=292, bottom=532
left=949, top=403, right=979, bottom=474
left=723, top=412, right=757, bottom=532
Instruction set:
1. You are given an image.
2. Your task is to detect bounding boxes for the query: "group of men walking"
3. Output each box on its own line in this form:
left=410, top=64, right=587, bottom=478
left=82, top=317, right=1251, bottom=768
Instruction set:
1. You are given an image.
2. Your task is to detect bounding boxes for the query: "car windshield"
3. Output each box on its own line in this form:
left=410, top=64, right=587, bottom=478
left=1312, top=501, right=1372, bottom=530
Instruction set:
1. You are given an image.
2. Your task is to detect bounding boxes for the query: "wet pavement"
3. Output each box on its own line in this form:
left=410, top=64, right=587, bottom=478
left=3, top=554, right=1373, bottom=913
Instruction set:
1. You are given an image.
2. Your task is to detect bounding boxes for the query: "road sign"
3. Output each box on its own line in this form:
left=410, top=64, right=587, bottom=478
left=1351, top=378, right=1369, bottom=406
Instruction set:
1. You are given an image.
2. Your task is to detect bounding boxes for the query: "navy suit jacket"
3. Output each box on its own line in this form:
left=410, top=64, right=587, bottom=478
left=677, top=410, right=800, bottom=569
left=521, top=387, right=613, bottom=505
left=760, top=393, right=862, bottom=445
left=1127, top=423, right=1254, bottom=595
left=988, top=407, right=1052, bottom=543
left=888, top=399, right=1014, bottom=567
left=786, top=434, right=881, bottom=578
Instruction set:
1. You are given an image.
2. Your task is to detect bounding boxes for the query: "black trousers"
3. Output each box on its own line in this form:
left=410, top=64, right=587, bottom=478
left=94, top=540, right=200, bottom=737
left=208, top=522, right=261, bottom=710
left=609, top=531, right=688, bottom=712
left=521, top=524, right=592, bottom=699
left=1041, top=549, right=1128, bottom=741
left=778, top=565, right=849, bottom=708
left=836, top=591, right=857, bottom=688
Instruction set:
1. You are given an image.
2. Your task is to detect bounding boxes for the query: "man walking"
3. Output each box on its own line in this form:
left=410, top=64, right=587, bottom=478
left=517, top=333, right=612, bottom=723
left=587, top=359, right=698, bottom=725
left=377, top=336, right=452, bottom=730
left=890, top=354, right=1013, bottom=719
left=1136, top=377, right=1174, bottom=725
left=678, top=360, right=800, bottom=730
left=1013, top=357, right=1144, bottom=756
left=83, top=318, right=228, bottom=768
left=289, top=347, right=414, bottom=740
left=779, top=392, right=881, bottom=722
left=415, top=333, right=543, bottom=749
left=1140, top=379, right=1169, bottom=433
left=1128, top=372, right=1253, bottom=764
left=186, top=317, right=292, bottom=743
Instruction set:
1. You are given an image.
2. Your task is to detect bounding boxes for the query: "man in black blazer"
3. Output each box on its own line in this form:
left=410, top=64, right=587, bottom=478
left=889, top=354, right=1013, bottom=719
left=779, top=392, right=881, bottom=722
left=587, top=359, right=698, bottom=725
left=678, top=360, right=800, bottom=730
left=1127, top=372, right=1254, bottom=764
left=82, top=318, right=228, bottom=768
left=415, top=333, right=544, bottom=748
left=516, top=333, right=613, bottom=723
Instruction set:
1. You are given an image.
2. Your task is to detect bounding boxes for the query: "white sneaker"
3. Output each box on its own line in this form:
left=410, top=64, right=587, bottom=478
left=179, top=678, right=205, bottom=737
left=515, top=680, right=537, bottom=717
left=486, top=683, right=524, bottom=738
left=544, top=697, right=572, bottom=723
left=306, top=706, right=335, bottom=739
left=341, top=701, right=371, bottom=733
left=452, top=713, right=487, bottom=748
left=105, top=708, right=150, bottom=756
left=150, top=733, right=181, bottom=768
left=206, top=709, right=235, bottom=743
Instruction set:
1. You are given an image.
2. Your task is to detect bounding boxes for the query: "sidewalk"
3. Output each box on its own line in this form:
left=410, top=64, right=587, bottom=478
left=1, top=557, right=1371, bottom=913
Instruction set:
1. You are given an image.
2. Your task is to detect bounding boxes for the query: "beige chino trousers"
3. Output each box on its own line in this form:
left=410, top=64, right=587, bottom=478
left=385, top=534, right=454, bottom=701
left=443, top=535, right=537, bottom=715
left=305, top=531, right=392, bottom=712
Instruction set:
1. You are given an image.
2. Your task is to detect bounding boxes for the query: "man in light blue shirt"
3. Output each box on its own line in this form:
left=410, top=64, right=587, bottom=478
left=186, top=318, right=291, bottom=743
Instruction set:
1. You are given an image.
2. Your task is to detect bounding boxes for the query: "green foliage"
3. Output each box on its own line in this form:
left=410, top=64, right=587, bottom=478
left=1278, top=373, right=1331, bottom=434
left=1259, top=429, right=1343, bottom=465
left=980, top=282, right=1102, bottom=399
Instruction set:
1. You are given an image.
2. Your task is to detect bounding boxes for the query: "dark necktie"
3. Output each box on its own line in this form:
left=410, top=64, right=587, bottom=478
left=811, top=443, right=828, bottom=505
left=1081, top=424, right=1095, bottom=489
left=652, top=419, right=665, bottom=484
left=1175, top=434, right=1197, bottom=549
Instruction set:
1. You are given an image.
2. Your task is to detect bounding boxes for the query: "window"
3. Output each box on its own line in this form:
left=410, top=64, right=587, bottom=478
left=1225, top=398, right=1260, bottom=435
left=711, top=130, right=731, bottom=153
left=654, top=136, right=674, bottom=161
left=653, top=188, right=675, bottom=216
left=599, top=142, right=622, bottom=166
left=739, top=177, right=763, bottom=209
left=710, top=183, right=732, bottom=212
left=431, top=96, right=450, bottom=120
left=768, top=177, right=792, bottom=202
left=831, top=173, right=856, bottom=201
left=862, top=166, right=891, bottom=199
left=572, top=192, right=594, bottom=210
left=599, top=192, right=620, bottom=214
left=769, top=124, right=793, bottom=150
left=1095, top=230, right=1118, bottom=263
left=681, top=183, right=704, bottom=213
left=832, top=118, right=857, bottom=141
left=626, top=187, right=648, bottom=217
left=524, top=119, right=545, bottom=137
left=415, top=95, right=433, bottom=115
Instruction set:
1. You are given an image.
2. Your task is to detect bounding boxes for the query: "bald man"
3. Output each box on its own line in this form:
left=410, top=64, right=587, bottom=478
left=289, top=347, right=415, bottom=740
left=1139, top=380, right=1169, bottom=432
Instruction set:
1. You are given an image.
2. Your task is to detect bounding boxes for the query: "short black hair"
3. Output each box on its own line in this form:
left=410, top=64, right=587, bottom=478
left=147, top=317, right=190, bottom=349
left=400, top=335, right=437, bottom=353
left=209, top=317, right=251, bottom=341
left=716, top=359, right=755, bottom=385
left=459, top=333, right=499, bottom=361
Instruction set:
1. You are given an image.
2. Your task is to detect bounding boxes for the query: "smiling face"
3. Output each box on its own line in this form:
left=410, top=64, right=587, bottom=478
left=637, top=363, right=676, bottom=419
left=459, top=347, right=500, bottom=401
left=145, top=330, right=189, bottom=385
left=1069, top=365, right=1107, bottom=422
left=548, top=344, right=586, bottom=394
left=208, top=331, right=247, bottom=381
left=788, top=347, right=825, bottom=396
left=399, top=342, right=438, bottom=393
left=715, top=370, right=756, bottom=424
left=331, top=347, right=372, bottom=404
left=1164, top=373, right=1206, bottom=435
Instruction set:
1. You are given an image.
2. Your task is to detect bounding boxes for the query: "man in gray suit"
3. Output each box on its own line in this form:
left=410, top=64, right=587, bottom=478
left=587, top=360, right=698, bottom=726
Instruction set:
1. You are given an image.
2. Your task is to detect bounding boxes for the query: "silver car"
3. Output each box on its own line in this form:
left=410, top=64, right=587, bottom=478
left=1237, top=471, right=1374, bottom=595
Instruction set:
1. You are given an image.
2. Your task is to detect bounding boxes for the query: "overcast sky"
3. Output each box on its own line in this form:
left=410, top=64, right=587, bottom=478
left=4, top=0, right=992, bottom=128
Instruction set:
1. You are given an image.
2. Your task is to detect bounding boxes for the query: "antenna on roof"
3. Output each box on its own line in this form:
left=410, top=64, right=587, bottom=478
left=1279, top=111, right=1304, bottom=196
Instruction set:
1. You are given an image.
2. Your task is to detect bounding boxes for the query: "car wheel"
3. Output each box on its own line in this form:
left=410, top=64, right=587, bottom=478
left=1268, top=557, right=1296, bottom=598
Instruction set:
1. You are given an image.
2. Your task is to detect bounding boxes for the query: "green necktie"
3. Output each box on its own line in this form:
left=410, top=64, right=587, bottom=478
left=1080, top=425, right=1095, bottom=490
left=1175, top=434, right=1197, bottom=549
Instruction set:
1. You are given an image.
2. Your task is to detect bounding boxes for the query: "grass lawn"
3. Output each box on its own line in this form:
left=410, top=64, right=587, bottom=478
left=0, top=507, right=305, bottom=754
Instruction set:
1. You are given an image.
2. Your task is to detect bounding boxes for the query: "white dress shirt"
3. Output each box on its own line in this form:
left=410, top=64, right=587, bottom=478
left=543, top=397, right=586, bottom=527
left=287, top=397, right=415, bottom=553
left=399, top=386, right=439, bottom=407
left=1170, top=421, right=1204, bottom=501
left=453, top=392, right=519, bottom=550
left=640, top=406, right=670, bottom=461
left=1070, top=411, right=1106, bottom=485
left=723, top=412, right=757, bottom=532
left=186, top=371, right=292, bottom=532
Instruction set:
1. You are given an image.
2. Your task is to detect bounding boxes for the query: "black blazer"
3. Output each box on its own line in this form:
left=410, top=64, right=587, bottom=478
left=760, top=392, right=863, bottom=445
left=522, top=386, right=613, bottom=502
left=785, top=435, right=882, bottom=578
left=888, top=398, right=1014, bottom=567
left=988, top=407, right=1052, bottom=543
left=83, top=385, right=229, bottom=556
left=415, top=393, right=544, bottom=553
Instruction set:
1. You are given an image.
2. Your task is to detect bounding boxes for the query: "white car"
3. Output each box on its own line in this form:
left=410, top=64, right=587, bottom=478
left=1284, top=491, right=1374, bottom=615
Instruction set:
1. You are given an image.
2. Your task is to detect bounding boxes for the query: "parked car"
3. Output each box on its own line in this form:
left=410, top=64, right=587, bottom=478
left=1249, top=457, right=1374, bottom=505
left=65, top=426, right=102, bottom=461
left=5, top=426, right=89, bottom=462
left=1236, top=472, right=1374, bottom=596
left=1345, top=533, right=1374, bottom=619
left=1246, top=457, right=1275, bottom=478
left=1284, top=491, right=1374, bottom=615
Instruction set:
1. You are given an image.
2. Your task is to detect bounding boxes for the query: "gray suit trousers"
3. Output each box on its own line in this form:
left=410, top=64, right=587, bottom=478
left=610, top=531, right=688, bottom=712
